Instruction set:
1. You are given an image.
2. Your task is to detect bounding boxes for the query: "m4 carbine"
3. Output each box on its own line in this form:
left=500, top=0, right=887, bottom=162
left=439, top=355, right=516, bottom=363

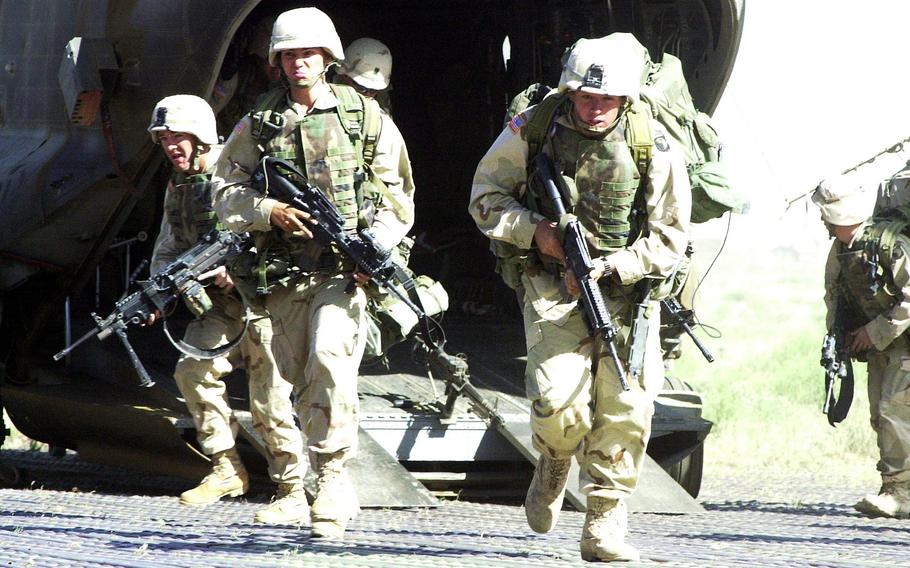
left=660, top=297, right=715, bottom=362
left=254, top=156, right=503, bottom=426
left=53, top=230, right=251, bottom=386
left=532, top=152, right=629, bottom=390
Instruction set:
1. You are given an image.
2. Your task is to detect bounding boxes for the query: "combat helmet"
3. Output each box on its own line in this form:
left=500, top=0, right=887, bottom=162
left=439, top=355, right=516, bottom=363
left=336, top=37, right=392, bottom=91
left=558, top=33, right=650, bottom=100
left=813, top=176, right=873, bottom=226
left=147, top=94, right=218, bottom=146
left=268, top=7, right=344, bottom=66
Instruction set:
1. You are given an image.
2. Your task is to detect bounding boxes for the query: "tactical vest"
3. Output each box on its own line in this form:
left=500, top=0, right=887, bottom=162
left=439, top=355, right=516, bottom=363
left=245, top=84, right=383, bottom=285
left=531, top=113, right=643, bottom=255
left=520, top=97, right=650, bottom=270
left=163, top=171, right=219, bottom=251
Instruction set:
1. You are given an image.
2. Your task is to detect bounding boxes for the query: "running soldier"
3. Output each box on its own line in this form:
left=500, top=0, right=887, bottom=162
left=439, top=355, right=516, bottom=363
left=469, top=36, right=691, bottom=561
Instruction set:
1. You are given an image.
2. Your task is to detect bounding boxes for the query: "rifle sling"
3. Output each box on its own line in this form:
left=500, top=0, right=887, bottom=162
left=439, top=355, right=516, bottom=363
left=391, top=265, right=437, bottom=346
left=161, top=295, right=252, bottom=360
left=826, top=358, right=854, bottom=426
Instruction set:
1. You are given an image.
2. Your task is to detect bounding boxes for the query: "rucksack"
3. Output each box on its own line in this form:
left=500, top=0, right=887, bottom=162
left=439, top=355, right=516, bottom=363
left=504, top=41, right=748, bottom=224
left=866, top=204, right=910, bottom=291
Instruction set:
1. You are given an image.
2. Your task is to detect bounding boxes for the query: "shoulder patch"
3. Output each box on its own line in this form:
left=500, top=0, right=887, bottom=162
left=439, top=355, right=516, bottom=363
left=232, top=120, right=247, bottom=137
left=508, top=112, right=528, bottom=134
left=654, top=134, right=670, bottom=152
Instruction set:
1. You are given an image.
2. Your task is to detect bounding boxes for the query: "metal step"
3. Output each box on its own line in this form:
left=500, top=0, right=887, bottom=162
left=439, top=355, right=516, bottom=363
left=235, top=410, right=438, bottom=508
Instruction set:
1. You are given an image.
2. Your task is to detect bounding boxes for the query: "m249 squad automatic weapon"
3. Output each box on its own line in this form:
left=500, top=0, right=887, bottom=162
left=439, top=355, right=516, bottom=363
left=53, top=230, right=252, bottom=386
left=255, top=156, right=505, bottom=427
left=532, top=152, right=629, bottom=390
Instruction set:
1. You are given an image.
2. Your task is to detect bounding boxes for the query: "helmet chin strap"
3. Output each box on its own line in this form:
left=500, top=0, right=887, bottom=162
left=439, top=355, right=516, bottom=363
left=569, top=97, right=628, bottom=136
left=190, top=143, right=209, bottom=174
left=285, top=61, right=334, bottom=90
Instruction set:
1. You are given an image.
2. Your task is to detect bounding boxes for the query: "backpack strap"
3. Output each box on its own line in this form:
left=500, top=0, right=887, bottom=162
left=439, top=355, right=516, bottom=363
left=524, top=92, right=566, bottom=161
left=328, top=83, right=381, bottom=167
left=625, top=101, right=653, bottom=177
left=248, top=87, right=288, bottom=149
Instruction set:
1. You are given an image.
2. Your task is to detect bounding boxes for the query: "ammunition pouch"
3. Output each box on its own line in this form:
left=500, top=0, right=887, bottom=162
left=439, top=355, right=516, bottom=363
left=228, top=247, right=295, bottom=296
left=491, top=240, right=534, bottom=290
left=180, top=281, right=214, bottom=317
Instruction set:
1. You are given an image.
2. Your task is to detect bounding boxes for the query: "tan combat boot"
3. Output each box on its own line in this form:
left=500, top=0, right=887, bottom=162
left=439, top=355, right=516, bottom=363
left=854, top=481, right=910, bottom=519
left=254, top=482, right=310, bottom=525
left=310, top=453, right=360, bottom=539
left=524, top=454, right=571, bottom=533
left=180, top=447, right=249, bottom=505
left=579, top=496, right=640, bottom=562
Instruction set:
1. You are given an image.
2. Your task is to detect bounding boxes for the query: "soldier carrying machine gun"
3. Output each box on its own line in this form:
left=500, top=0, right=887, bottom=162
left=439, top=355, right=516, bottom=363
left=53, top=230, right=252, bottom=386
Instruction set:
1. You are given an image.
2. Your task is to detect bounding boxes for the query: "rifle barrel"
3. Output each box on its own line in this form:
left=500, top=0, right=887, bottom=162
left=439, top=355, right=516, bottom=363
left=53, top=326, right=100, bottom=361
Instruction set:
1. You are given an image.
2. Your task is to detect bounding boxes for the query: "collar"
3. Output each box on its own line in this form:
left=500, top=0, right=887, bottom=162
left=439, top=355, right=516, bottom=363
left=287, top=83, right=338, bottom=115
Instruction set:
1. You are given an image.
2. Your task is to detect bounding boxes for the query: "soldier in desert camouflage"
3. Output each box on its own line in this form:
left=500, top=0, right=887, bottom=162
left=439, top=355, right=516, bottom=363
left=212, top=7, right=414, bottom=539
left=147, top=95, right=306, bottom=524
left=469, top=35, right=691, bottom=562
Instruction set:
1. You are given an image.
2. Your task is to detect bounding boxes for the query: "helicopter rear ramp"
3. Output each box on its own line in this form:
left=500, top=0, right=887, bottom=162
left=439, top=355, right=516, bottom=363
left=357, top=318, right=709, bottom=513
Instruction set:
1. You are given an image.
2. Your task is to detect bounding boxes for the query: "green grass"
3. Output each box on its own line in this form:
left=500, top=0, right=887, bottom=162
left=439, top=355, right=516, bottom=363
left=675, top=235, right=879, bottom=485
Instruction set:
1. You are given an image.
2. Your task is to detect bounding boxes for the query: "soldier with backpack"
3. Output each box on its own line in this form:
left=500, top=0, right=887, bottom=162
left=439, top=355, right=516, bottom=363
left=212, top=7, right=415, bottom=539
left=469, top=35, right=691, bottom=561
left=815, top=178, right=910, bottom=519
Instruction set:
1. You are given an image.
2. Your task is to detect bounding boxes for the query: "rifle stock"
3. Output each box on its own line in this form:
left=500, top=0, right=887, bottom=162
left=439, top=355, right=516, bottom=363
left=820, top=327, right=854, bottom=426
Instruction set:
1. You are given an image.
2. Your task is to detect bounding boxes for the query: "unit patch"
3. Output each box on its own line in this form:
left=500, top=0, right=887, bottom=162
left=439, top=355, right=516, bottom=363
left=654, top=135, right=670, bottom=152
left=508, top=112, right=527, bottom=134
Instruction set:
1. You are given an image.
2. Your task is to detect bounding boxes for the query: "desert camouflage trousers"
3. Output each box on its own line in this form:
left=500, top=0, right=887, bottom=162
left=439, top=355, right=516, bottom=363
left=521, top=275, right=663, bottom=500
left=263, top=273, right=367, bottom=466
left=174, top=292, right=305, bottom=485
left=867, top=347, right=910, bottom=483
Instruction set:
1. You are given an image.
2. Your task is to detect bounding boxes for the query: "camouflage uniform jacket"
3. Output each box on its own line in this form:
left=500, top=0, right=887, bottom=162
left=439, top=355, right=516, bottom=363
left=469, top=104, right=690, bottom=290
left=212, top=85, right=414, bottom=257
left=824, top=223, right=910, bottom=351
left=150, top=147, right=223, bottom=274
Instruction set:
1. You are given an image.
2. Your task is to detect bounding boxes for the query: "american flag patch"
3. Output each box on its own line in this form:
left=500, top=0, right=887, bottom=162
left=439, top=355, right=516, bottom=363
left=232, top=120, right=247, bottom=136
left=508, top=112, right=527, bottom=133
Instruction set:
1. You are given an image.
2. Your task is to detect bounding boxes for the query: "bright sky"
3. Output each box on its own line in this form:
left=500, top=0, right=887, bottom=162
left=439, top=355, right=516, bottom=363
left=709, top=0, right=910, bottom=249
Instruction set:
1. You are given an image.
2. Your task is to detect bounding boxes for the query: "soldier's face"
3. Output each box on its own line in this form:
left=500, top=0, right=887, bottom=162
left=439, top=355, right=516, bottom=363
left=571, top=92, right=624, bottom=129
left=158, top=132, right=198, bottom=172
left=279, top=48, right=327, bottom=89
